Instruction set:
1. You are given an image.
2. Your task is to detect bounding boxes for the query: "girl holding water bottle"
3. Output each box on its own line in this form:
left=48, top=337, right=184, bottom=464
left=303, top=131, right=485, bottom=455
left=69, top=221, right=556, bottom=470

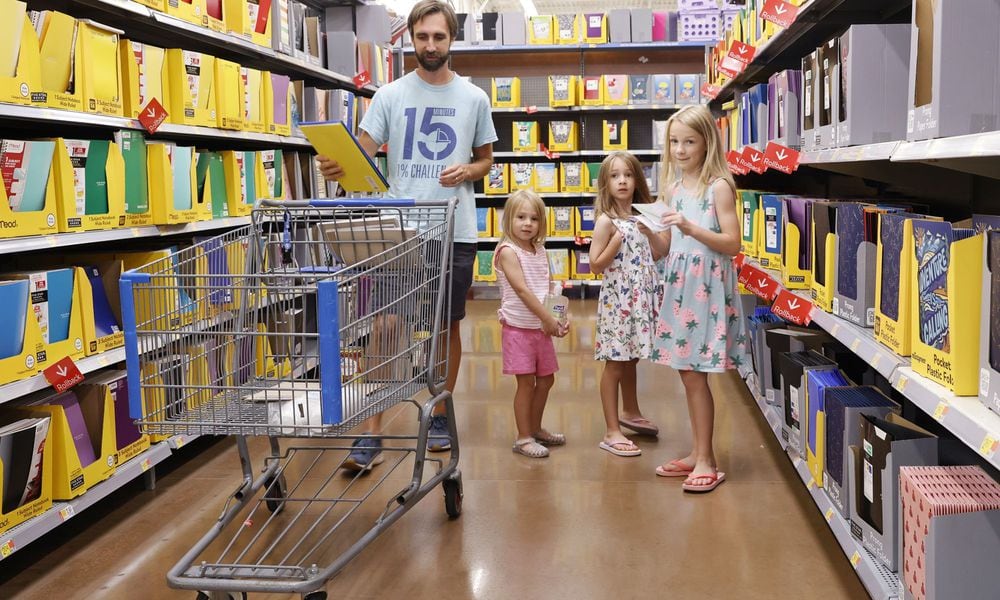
left=494, top=190, right=570, bottom=458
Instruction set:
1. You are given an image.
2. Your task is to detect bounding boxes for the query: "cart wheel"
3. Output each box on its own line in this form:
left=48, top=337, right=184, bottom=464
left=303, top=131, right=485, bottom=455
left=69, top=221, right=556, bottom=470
left=196, top=592, right=246, bottom=600
left=303, top=592, right=328, bottom=600
left=263, top=473, right=288, bottom=514
left=443, top=471, right=463, bottom=519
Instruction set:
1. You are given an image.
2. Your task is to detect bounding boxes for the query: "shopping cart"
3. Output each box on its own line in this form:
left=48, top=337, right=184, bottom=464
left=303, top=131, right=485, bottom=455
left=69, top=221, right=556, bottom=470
left=119, top=199, right=462, bottom=599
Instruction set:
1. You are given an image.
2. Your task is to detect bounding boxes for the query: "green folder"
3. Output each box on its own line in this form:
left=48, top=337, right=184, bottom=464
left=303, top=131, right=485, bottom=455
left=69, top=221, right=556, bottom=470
left=196, top=151, right=228, bottom=218
left=586, top=162, right=602, bottom=190
left=84, top=140, right=110, bottom=215
left=117, top=131, right=148, bottom=215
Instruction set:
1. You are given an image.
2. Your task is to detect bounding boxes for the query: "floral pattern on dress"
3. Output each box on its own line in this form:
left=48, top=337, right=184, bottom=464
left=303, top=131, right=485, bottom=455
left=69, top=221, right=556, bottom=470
left=650, top=180, right=749, bottom=372
left=594, top=217, right=660, bottom=361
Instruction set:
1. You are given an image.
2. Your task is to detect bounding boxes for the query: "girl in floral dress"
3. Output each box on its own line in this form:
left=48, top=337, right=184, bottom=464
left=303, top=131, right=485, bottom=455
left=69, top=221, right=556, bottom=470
left=651, top=105, right=749, bottom=492
left=589, top=152, right=671, bottom=457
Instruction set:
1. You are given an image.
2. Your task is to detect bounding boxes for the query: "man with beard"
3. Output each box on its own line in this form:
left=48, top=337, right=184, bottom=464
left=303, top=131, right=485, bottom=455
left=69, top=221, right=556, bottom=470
left=317, top=0, right=497, bottom=469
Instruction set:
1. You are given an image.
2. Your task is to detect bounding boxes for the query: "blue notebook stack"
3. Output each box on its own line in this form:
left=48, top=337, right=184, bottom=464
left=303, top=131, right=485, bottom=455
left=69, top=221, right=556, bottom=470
left=0, top=279, right=29, bottom=359
left=824, top=386, right=899, bottom=490
left=85, top=266, right=120, bottom=337
left=806, top=369, right=851, bottom=471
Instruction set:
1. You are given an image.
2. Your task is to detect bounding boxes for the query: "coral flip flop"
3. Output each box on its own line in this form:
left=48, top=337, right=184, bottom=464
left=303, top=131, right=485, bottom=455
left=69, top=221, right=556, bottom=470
left=682, top=471, right=726, bottom=493
left=655, top=459, right=695, bottom=478
left=618, top=417, right=659, bottom=437
left=599, top=440, right=642, bottom=457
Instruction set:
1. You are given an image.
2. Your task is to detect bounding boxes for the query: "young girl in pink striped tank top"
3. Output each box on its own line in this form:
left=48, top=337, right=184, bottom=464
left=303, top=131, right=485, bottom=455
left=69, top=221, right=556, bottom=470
left=494, top=190, right=570, bottom=458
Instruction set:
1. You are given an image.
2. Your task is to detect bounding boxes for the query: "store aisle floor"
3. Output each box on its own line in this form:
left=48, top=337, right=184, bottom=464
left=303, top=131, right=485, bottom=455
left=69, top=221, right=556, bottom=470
left=1, top=300, right=866, bottom=600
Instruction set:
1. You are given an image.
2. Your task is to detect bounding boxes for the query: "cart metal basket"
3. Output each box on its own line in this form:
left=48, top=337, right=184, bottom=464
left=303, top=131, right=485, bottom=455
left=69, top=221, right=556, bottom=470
left=120, top=199, right=462, bottom=599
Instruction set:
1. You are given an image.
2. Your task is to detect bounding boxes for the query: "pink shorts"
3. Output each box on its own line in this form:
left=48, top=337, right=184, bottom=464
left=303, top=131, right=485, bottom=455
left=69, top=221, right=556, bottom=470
left=501, top=324, right=559, bottom=377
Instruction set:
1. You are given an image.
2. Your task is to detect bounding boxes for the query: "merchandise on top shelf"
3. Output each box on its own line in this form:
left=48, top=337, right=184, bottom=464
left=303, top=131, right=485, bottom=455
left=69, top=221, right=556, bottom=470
left=608, top=9, right=631, bottom=43
left=836, top=24, right=910, bottom=147
left=554, top=14, right=580, bottom=44
left=583, top=13, right=608, bottom=44
left=166, top=49, right=216, bottom=127
left=908, top=0, right=1000, bottom=141
left=0, top=0, right=27, bottom=79
left=910, top=219, right=983, bottom=395
left=492, top=76, right=521, bottom=108
left=823, top=386, right=900, bottom=519
left=0, top=10, right=40, bottom=107
left=35, top=11, right=83, bottom=113
left=500, top=11, right=526, bottom=46
left=651, top=10, right=676, bottom=43
left=548, top=75, right=578, bottom=107
left=678, top=10, right=721, bottom=42
left=769, top=70, right=802, bottom=150
left=478, top=12, right=500, bottom=44
left=801, top=50, right=819, bottom=152
left=850, top=412, right=937, bottom=571
left=899, top=466, right=1000, bottom=600
left=980, top=230, right=1000, bottom=416
left=874, top=213, right=940, bottom=357
left=816, top=38, right=839, bottom=149
left=528, top=15, right=554, bottom=45
left=119, top=40, right=167, bottom=121
left=630, top=9, right=653, bottom=43
left=214, top=58, right=244, bottom=131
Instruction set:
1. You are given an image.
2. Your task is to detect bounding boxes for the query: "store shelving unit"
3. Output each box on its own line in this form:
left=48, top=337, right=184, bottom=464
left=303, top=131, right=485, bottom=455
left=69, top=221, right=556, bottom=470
left=407, top=40, right=713, bottom=56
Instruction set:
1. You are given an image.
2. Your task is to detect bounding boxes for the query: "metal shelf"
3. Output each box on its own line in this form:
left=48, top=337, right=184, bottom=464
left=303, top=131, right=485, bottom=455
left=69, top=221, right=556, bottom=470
left=578, top=149, right=662, bottom=156
left=408, top=40, right=713, bottom=55
left=493, top=151, right=580, bottom=158
left=475, top=192, right=596, bottom=199
left=0, top=216, right=252, bottom=256
left=743, top=376, right=901, bottom=599
left=0, top=348, right=126, bottom=407
left=0, top=439, right=175, bottom=562
left=892, top=130, right=1000, bottom=161
left=800, top=141, right=902, bottom=165
left=478, top=236, right=581, bottom=243
left=0, top=104, right=312, bottom=147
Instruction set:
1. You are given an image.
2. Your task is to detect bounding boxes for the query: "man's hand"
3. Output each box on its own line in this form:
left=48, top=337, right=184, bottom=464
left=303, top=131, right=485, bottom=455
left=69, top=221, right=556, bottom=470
left=316, top=155, right=345, bottom=181
left=439, top=164, right=469, bottom=188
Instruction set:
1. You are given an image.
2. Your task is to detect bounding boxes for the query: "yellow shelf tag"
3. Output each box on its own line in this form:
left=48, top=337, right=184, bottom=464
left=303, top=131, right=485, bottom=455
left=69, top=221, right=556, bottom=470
left=0, top=540, right=14, bottom=558
left=980, top=434, right=999, bottom=458
left=59, top=505, right=76, bottom=521
left=825, top=507, right=835, bottom=522
left=933, top=402, right=950, bottom=422
left=850, top=551, right=862, bottom=569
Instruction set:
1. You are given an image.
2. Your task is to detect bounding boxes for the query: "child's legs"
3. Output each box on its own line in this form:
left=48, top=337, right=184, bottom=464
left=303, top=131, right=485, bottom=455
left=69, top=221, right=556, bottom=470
left=530, top=374, right=555, bottom=433
left=620, top=359, right=643, bottom=419
left=514, top=374, right=538, bottom=439
left=600, top=361, right=627, bottom=436
left=679, top=370, right=716, bottom=468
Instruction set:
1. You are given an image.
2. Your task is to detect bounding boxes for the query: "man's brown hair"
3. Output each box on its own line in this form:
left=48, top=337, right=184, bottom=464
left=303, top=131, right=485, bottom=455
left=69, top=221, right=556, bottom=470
left=407, top=0, right=459, bottom=40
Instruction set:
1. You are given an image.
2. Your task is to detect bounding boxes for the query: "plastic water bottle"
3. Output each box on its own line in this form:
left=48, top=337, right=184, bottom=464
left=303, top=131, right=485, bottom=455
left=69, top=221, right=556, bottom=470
left=544, top=281, right=569, bottom=325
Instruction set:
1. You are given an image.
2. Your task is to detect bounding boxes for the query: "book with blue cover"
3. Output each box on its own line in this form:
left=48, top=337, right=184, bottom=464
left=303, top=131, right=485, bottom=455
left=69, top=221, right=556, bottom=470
left=762, top=194, right=784, bottom=257
left=650, top=74, right=674, bottom=104
left=824, top=386, right=898, bottom=489
left=629, top=74, right=649, bottom=104
left=806, top=368, right=850, bottom=466
left=913, top=221, right=974, bottom=351
left=836, top=203, right=866, bottom=300
left=24, top=269, right=75, bottom=345
left=85, top=266, right=120, bottom=337
left=878, top=212, right=909, bottom=320
left=0, top=279, right=28, bottom=359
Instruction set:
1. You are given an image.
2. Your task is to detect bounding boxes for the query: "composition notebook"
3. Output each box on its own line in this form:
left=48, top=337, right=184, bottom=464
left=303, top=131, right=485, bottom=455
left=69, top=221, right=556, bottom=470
left=299, top=121, right=388, bottom=194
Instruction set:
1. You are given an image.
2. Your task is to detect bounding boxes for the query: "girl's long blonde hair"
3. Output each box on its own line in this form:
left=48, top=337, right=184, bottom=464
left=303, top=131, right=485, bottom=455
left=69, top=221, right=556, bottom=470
left=593, top=151, right=652, bottom=220
left=658, top=105, right=736, bottom=204
left=496, top=189, right=547, bottom=249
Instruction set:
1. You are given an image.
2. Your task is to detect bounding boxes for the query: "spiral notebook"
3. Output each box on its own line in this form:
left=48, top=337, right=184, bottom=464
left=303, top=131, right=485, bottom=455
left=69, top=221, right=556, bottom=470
left=299, top=121, right=388, bottom=194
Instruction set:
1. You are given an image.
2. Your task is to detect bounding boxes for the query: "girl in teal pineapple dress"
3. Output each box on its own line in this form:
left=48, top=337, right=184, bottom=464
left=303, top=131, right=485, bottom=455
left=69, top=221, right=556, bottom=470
left=651, top=105, right=749, bottom=492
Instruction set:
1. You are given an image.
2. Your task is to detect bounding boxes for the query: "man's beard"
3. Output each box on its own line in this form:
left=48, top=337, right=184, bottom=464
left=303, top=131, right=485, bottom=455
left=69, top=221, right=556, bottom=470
left=416, top=50, right=448, bottom=71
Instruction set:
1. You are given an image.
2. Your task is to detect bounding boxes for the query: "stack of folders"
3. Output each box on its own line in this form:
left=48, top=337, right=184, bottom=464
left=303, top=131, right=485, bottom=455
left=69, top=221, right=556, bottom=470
left=0, top=417, right=50, bottom=515
left=779, top=350, right=837, bottom=439
left=784, top=197, right=814, bottom=271
left=899, top=466, right=1000, bottom=600
left=824, top=387, right=899, bottom=494
left=805, top=368, right=851, bottom=484
left=746, top=307, right=782, bottom=391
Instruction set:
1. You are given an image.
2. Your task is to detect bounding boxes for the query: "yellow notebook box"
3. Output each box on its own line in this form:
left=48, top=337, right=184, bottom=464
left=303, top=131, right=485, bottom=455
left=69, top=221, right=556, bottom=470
left=222, top=150, right=263, bottom=216
left=908, top=220, right=983, bottom=395
left=512, top=121, right=539, bottom=152
left=0, top=415, right=52, bottom=535
left=580, top=76, right=604, bottom=106
left=0, top=12, right=41, bottom=106
left=79, top=262, right=124, bottom=356
left=548, top=248, right=571, bottom=280
left=246, top=0, right=272, bottom=47
left=51, top=139, right=126, bottom=233
left=165, top=0, right=207, bottom=25
left=116, top=248, right=195, bottom=331
left=491, top=76, right=521, bottom=108
left=473, top=250, right=497, bottom=282
left=548, top=75, right=578, bottom=107
left=147, top=142, right=211, bottom=224
left=3, top=268, right=87, bottom=365
left=485, top=163, right=509, bottom=195
left=242, top=67, right=266, bottom=133
left=560, top=163, right=586, bottom=193
left=602, top=119, right=628, bottom=151
left=166, top=49, right=216, bottom=127
left=555, top=14, right=582, bottom=45
left=550, top=206, right=575, bottom=237
left=575, top=205, right=596, bottom=236
left=34, top=11, right=83, bottom=112
left=510, top=163, right=535, bottom=191
left=874, top=214, right=940, bottom=357
left=528, top=15, right=554, bottom=45
left=571, top=249, right=594, bottom=280
left=78, top=370, right=150, bottom=466
left=16, top=387, right=116, bottom=500
left=79, top=20, right=124, bottom=117
left=477, top=207, right=493, bottom=238
left=214, top=58, right=244, bottom=130
left=534, top=163, right=559, bottom=193
left=583, top=13, right=608, bottom=44
left=548, top=121, right=578, bottom=153
left=255, top=321, right=292, bottom=379
left=264, top=71, right=292, bottom=136
left=119, top=40, right=169, bottom=120
left=493, top=207, right=505, bottom=238
left=0, top=141, right=60, bottom=239
left=810, top=201, right=840, bottom=313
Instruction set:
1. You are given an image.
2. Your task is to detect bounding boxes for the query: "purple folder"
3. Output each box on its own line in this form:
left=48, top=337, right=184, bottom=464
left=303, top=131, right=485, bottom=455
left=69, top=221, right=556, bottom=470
left=48, top=392, right=97, bottom=467
left=783, top=197, right=813, bottom=270
left=270, top=73, right=290, bottom=126
left=108, top=375, right=142, bottom=450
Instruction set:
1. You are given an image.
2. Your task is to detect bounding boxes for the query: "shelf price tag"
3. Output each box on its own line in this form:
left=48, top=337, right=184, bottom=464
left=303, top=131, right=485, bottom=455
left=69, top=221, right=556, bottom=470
left=771, top=288, right=813, bottom=326
left=701, top=82, right=722, bottom=100
left=807, top=477, right=816, bottom=490
left=760, top=0, right=800, bottom=29
left=738, top=263, right=780, bottom=302
left=59, top=505, right=76, bottom=522
left=138, top=98, right=168, bottom=135
left=933, top=401, right=950, bottom=422
left=141, top=458, right=152, bottom=472
left=0, top=540, right=13, bottom=558
left=850, top=339, right=860, bottom=352
left=352, top=70, right=372, bottom=88
left=763, top=141, right=801, bottom=174
left=895, top=375, right=909, bottom=393
left=850, top=551, right=862, bottom=569
left=526, top=105, right=539, bottom=114
left=825, top=507, right=835, bottom=522
left=727, top=150, right=750, bottom=175
left=43, top=356, right=85, bottom=393
left=742, top=146, right=767, bottom=174
left=980, top=434, right=999, bottom=459
left=175, top=435, right=187, bottom=448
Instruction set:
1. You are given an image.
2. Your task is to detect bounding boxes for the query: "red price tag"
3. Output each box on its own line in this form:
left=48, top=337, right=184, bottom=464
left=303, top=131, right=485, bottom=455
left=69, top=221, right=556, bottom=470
left=764, top=141, right=801, bottom=174
left=43, top=356, right=85, bottom=393
left=137, top=98, right=168, bottom=134
left=526, top=105, right=539, bottom=114
left=734, top=252, right=747, bottom=271
left=718, top=57, right=742, bottom=79
left=726, top=150, right=749, bottom=175
left=742, top=146, right=767, bottom=174
left=761, top=0, right=800, bottom=29
left=738, top=263, right=780, bottom=302
left=728, top=40, right=757, bottom=67
left=701, top=82, right=722, bottom=100
left=538, top=144, right=560, bottom=159
left=771, top=288, right=813, bottom=325
left=353, top=70, right=372, bottom=87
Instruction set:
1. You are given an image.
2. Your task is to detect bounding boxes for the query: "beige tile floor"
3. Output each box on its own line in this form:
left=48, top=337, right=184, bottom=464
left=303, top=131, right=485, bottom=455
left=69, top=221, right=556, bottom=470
left=0, top=300, right=867, bottom=599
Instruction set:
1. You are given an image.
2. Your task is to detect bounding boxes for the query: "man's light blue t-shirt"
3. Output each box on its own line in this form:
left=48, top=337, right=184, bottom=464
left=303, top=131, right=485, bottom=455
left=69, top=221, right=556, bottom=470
left=359, top=72, right=497, bottom=243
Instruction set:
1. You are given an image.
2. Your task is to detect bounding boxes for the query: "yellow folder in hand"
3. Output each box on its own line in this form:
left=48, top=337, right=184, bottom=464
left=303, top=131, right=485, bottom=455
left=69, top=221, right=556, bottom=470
left=299, top=121, right=387, bottom=194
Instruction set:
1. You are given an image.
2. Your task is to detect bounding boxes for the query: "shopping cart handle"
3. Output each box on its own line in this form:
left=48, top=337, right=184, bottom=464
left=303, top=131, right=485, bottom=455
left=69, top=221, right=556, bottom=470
left=260, top=198, right=418, bottom=209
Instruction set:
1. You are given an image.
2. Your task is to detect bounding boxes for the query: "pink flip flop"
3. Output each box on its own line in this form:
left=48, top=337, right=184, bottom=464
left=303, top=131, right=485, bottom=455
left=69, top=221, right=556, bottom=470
left=618, top=416, right=659, bottom=437
left=682, top=471, right=726, bottom=493
left=655, top=459, right=695, bottom=478
left=599, top=440, right=642, bottom=457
